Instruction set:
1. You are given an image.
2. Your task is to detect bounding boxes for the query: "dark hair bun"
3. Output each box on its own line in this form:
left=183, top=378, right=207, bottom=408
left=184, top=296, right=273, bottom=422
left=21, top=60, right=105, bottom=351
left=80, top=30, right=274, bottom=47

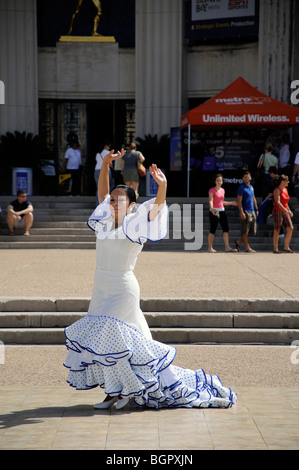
left=115, top=185, right=137, bottom=204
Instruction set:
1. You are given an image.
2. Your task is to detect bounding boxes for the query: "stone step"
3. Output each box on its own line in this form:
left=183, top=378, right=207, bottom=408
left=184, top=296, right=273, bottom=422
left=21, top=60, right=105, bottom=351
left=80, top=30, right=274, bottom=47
left=0, top=240, right=298, bottom=250
left=2, top=210, right=299, bottom=221
left=2, top=198, right=298, bottom=215
left=3, top=231, right=297, bottom=242
left=1, top=223, right=299, bottom=238
left=30, top=209, right=93, bottom=216
left=2, top=195, right=298, bottom=204
left=0, top=235, right=95, bottom=242
left=150, top=328, right=299, bottom=344
left=0, top=326, right=297, bottom=345
left=0, top=300, right=298, bottom=344
left=5, top=220, right=299, bottom=232
left=1, top=297, right=299, bottom=312
left=30, top=228, right=92, bottom=235
left=33, top=222, right=87, bottom=228
left=0, top=241, right=96, bottom=249
left=1, top=311, right=298, bottom=328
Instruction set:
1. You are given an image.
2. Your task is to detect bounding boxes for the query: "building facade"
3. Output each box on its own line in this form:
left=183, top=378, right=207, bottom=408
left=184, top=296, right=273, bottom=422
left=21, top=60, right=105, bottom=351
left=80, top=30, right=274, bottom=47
left=0, top=0, right=298, bottom=195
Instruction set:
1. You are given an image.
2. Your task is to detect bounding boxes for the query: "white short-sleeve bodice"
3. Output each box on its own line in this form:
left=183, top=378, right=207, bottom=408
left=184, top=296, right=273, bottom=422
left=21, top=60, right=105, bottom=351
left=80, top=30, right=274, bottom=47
left=85, top=197, right=168, bottom=338
left=87, top=196, right=168, bottom=246
left=94, top=229, right=143, bottom=272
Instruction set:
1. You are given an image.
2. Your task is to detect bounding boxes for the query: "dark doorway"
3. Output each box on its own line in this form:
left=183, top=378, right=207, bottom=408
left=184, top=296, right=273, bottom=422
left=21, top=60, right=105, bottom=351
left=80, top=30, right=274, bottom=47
left=86, top=101, right=114, bottom=195
left=86, top=99, right=135, bottom=195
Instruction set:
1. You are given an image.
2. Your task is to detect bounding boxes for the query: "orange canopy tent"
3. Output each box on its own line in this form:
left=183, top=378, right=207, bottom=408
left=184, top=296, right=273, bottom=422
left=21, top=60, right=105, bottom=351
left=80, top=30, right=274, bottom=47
left=180, top=77, right=299, bottom=195
left=181, top=76, right=299, bottom=129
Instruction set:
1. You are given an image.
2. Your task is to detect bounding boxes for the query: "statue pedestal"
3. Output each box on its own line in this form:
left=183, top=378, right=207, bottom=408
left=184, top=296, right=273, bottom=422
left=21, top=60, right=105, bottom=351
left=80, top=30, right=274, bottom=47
left=56, top=39, right=119, bottom=95
left=59, top=35, right=116, bottom=43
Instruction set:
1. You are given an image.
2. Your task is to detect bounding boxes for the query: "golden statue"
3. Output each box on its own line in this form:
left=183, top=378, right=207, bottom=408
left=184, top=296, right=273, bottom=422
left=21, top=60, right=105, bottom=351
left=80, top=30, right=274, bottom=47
left=68, top=0, right=102, bottom=36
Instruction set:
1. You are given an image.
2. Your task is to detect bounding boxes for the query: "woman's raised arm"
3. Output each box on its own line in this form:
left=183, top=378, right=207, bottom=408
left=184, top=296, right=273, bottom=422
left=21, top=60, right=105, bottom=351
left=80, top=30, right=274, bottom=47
left=97, top=149, right=125, bottom=204
left=148, top=164, right=167, bottom=221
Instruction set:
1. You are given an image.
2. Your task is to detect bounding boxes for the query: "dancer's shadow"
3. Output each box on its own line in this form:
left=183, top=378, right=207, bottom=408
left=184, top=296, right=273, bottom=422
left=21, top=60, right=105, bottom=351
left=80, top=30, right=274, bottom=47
left=0, top=403, right=145, bottom=429
left=0, top=405, right=106, bottom=429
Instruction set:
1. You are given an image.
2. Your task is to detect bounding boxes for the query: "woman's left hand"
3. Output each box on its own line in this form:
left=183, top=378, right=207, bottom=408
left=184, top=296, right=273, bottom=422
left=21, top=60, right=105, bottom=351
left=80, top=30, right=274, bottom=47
left=149, top=164, right=167, bottom=186
left=148, top=164, right=167, bottom=221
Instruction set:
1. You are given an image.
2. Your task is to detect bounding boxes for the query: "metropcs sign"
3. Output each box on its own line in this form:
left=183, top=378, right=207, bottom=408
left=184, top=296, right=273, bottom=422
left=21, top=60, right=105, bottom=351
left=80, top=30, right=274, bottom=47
left=215, top=96, right=272, bottom=104
left=202, top=113, right=290, bottom=124
left=204, top=93, right=295, bottom=124
left=180, top=77, right=299, bottom=128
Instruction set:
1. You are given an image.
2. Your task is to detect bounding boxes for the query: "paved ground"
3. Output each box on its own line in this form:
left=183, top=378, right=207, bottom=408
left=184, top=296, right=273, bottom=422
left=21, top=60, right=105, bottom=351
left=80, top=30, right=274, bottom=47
left=1, top=249, right=299, bottom=299
left=0, top=249, right=299, bottom=450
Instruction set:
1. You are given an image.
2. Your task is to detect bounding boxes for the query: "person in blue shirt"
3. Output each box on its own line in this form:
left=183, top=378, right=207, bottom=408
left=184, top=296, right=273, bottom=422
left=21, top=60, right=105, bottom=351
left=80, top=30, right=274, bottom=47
left=235, top=171, right=259, bottom=253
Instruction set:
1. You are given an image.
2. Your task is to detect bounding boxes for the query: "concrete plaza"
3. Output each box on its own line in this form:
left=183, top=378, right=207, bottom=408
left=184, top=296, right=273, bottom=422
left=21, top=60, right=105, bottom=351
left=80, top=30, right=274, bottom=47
left=0, top=249, right=298, bottom=450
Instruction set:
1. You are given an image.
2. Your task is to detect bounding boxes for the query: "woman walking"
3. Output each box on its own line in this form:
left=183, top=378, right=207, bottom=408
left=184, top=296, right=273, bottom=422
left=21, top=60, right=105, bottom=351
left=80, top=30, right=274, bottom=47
left=122, top=142, right=145, bottom=196
left=208, top=174, right=238, bottom=252
left=64, top=149, right=236, bottom=410
left=272, top=174, right=294, bottom=253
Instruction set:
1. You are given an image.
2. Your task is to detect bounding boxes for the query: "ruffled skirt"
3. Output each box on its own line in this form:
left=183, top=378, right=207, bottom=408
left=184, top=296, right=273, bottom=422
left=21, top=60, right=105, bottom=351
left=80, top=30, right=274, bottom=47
left=64, top=314, right=237, bottom=409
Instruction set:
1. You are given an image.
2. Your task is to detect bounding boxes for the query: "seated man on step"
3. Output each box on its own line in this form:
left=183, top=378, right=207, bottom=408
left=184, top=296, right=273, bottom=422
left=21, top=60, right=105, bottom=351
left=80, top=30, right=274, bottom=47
left=6, top=190, right=34, bottom=236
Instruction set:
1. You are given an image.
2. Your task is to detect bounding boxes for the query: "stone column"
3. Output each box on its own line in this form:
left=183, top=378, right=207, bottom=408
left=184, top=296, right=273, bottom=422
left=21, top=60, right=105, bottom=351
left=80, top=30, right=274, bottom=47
left=135, top=0, right=183, bottom=139
left=258, top=0, right=295, bottom=103
left=0, top=0, right=38, bottom=135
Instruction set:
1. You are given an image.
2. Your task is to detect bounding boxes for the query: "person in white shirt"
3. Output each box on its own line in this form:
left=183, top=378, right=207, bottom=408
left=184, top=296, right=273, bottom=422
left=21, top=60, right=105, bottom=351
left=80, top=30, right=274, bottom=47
left=94, top=142, right=113, bottom=201
left=64, top=134, right=82, bottom=195
left=94, top=142, right=111, bottom=182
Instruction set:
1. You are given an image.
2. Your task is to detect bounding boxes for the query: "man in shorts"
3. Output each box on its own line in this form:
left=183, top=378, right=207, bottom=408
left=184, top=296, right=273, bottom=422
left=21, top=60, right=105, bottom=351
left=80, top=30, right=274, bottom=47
left=235, top=171, right=259, bottom=253
left=6, top=190, right=34, bottom=236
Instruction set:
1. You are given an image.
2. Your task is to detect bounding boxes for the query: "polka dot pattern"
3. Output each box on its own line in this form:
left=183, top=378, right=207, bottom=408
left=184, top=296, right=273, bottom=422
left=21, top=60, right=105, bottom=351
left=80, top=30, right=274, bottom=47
left=64, top=315, right=236, bottom=408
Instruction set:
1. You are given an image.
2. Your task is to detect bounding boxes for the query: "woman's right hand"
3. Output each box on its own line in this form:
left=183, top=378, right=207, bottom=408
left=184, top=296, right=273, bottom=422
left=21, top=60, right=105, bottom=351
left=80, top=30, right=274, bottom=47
left=103, top=149, right=125, bottom=164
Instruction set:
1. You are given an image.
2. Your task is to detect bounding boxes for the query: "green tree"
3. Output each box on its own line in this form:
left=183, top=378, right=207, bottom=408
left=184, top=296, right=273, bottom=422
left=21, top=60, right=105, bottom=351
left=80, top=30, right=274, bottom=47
left=0, top=131, right=42, bottom=170
left=0, top=131, right=53, bottom=194
left=135, top=134, right=170, bottom=169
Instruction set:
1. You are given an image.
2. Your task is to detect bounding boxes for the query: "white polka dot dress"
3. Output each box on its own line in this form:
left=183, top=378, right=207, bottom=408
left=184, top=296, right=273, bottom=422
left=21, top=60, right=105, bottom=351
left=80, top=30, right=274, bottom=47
left=64, top=197, right=237, bottom=408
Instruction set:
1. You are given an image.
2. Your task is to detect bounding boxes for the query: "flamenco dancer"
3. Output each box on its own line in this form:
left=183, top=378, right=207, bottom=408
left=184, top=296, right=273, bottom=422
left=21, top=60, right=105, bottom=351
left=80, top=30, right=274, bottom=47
left=64, top=149, right=237, bottom=410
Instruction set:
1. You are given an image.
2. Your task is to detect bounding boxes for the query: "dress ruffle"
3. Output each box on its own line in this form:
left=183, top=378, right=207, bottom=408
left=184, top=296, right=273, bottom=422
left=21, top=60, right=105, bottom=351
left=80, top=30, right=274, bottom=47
left=86, top=196, right=113, bottom=235
left=64, top=315, right=237, bottom=409
left=87, top=196, right=168, bottom=244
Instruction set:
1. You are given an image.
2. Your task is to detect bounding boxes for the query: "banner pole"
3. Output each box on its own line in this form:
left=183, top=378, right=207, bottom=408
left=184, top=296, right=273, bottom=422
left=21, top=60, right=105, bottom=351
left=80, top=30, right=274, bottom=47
left=187, top=124, right=191, bottom=197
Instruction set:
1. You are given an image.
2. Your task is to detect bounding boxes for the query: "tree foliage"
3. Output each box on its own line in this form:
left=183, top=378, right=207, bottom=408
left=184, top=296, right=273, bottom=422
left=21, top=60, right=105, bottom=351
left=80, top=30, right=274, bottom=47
left=0, top=131, right=43, bottom=170
left=135, top=133, right=170, bottom=169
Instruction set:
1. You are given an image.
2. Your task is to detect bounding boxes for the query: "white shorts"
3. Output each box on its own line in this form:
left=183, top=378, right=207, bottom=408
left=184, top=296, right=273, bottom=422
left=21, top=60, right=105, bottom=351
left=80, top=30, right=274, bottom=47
left=14, top=218, right=25, bottom=229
